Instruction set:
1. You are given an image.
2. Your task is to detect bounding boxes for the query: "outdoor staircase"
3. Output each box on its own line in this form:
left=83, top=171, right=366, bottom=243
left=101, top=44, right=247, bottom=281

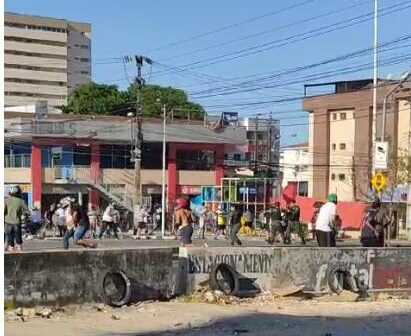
left=66, top=166, right=134, bottom=211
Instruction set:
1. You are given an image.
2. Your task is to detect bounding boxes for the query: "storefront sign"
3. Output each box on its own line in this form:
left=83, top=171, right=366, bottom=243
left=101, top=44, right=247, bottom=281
left=180, top=185, right=202, bottom=195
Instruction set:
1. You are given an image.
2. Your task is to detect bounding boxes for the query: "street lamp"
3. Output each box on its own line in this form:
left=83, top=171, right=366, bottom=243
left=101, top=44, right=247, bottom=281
left=381, top=71, right=410, bottom=141
left=156, top=99, right=168, bottom=239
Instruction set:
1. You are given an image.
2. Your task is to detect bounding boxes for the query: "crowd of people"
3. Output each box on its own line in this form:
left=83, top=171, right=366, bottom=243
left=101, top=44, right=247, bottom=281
left=4, top=184, right=393, bottom=251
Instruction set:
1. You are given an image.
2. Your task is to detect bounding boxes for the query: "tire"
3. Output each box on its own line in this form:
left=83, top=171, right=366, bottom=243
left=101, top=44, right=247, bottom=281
left=102, top=270, right=131, bottom=307
left=209, top=263, right=240, bottom=295
left=327, top=266, right=355, bottom=294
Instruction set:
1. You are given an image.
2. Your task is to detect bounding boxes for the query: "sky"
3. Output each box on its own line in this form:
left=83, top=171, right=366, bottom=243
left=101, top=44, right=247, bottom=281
left=5, top=0, right=411, bottom=146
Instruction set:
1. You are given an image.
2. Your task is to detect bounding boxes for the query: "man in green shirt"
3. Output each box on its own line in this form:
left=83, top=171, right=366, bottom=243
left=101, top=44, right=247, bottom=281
left=4, top=185, right=27, bottom=252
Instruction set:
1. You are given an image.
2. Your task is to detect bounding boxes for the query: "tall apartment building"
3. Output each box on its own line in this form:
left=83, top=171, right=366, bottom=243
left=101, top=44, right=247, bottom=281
left=4, top=12, right=91, bottom=111
left=303, top=79, right=411, bottom=202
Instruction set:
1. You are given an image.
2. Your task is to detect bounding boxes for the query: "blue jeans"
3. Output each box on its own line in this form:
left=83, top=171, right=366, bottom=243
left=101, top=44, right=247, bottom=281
left=63, top=225, right=87, bottom=249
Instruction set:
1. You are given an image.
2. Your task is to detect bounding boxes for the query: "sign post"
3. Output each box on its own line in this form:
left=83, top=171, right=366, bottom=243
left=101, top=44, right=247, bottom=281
left=374, top=141, right=388, bottom=170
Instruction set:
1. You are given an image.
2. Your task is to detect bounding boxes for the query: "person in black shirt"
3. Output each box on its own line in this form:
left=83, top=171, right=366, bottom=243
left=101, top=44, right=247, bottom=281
left=360, top=197, right=391, bottom=247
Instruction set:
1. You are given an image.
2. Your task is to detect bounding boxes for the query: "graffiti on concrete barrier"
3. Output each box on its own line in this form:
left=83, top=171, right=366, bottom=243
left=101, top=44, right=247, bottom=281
left=188, top=252, right=274, bottom=274
left=314, top=250, right=376, bottom=292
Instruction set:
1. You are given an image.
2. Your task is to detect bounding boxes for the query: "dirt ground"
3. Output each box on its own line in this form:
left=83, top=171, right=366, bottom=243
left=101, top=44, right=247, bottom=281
left=5, top=298, right=411, bottom=336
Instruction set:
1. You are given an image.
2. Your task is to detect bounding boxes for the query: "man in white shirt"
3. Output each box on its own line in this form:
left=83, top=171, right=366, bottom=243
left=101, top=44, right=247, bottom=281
left=134, top=205, right=148, bottom=239
left=99, top=203, right=115, bottom=239
left=315, top=194, right=338, bottom=247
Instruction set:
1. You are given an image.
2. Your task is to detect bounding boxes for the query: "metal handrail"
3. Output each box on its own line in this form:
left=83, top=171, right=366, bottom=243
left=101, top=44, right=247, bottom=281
left=72, top=166, right=133, bottom=210
left=4, top=154, right=31, bottom=168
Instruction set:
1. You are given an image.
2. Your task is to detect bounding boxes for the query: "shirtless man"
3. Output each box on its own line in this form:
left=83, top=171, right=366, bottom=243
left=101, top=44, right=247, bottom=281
left=174, top=198, right=195, bottom=246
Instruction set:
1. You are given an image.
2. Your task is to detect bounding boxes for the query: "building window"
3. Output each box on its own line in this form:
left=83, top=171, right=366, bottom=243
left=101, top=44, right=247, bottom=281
left=80, top=45, right=89, bottom=49
left=339, top=143, right=346, bottom=150
left=141, top=142, right=162, bottom=169
left=331, top=173, right=336, bottom=180
left=80, top=58, right=89, bottom=62
left=332, top=113, right=337, bottom=120
left=340, top=112, right=347, bottom=120
left=339, top=174, right=346, bottom=181
left=298, top=181, right=308, bottom=197
left=332, top=143, right=336, bottom=150
left=233, top=154, right=241, bottom=161
left=73, top=145, right=91, bottom=166
left=100, top=145, right=133, bottom=169
left=176, top=150, right=214, bottom=170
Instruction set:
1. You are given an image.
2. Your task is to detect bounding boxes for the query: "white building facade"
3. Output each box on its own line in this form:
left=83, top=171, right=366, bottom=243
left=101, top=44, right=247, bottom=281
left=280, top=142, right=311, bottom=197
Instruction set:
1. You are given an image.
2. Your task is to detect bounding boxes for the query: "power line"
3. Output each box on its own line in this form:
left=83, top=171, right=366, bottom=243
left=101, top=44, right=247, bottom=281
left=158, top=0, right=370, bottom=62
left=187, top=34, right=411, bottom=97
left=145, top=0, right=320, bottom=54
left=150, top=1, right=411, bottom=77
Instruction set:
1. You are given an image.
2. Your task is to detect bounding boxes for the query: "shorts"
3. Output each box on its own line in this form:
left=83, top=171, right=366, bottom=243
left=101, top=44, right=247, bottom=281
left=217, top=225, right=226, bottom=230
left=245, top=221, right=253, bottom=228
left=180, top=225, right=193, bottom=245
left=138, top=222, right=146, bottom=229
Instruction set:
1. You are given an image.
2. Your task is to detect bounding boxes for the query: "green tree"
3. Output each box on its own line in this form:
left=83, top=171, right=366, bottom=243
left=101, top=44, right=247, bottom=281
left=61, top=82, right=205, bottom=120
left=60, top=82, right=127, bottom=115
left=126, top=84, right=204, bottom=119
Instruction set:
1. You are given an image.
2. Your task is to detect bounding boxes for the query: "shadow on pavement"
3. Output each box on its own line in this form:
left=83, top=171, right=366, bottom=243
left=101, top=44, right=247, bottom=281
left=100, top=309, right=410, bottom=336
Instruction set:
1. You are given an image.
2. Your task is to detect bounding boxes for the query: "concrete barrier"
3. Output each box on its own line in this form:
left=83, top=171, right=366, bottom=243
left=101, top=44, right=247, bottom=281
left=5, top=247, right=176, bottom=307
left=178, top=247, right=411, bottom=294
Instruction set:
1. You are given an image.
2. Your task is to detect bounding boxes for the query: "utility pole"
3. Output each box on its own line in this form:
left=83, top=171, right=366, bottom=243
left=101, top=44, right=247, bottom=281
left=254, top=114, right=259, bottom=175
left=407, top=103, right=411, bottom=240
left=131, top=54, right=152, bottom=228
left=161, top=104, right=167, bottom=239
left=372, top=0, right=379, bottom=174
left=267, top=112, right=272, bottom=169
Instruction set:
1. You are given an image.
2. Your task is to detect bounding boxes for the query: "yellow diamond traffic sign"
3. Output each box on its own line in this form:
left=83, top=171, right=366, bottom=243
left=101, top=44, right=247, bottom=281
left=371, top=172, right=388, bottom=192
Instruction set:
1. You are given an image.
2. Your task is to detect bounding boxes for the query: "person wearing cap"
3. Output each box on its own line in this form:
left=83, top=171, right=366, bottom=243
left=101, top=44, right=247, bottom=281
left=4, top=185, right=28, bottom=252
left=360, top=196, right=391, bottom=247
left=266, top=202, right=283, bottom=244
left=174, top=198, right=195, bottom=246
left=54, top=200, right=68, bottom=237
left=315, top=194, right=338, bottom=247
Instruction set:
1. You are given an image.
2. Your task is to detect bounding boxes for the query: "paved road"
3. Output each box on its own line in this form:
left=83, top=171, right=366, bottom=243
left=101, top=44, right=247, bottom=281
left=16, top=232, right=411, bottom=252
left=17, top=236, right=403, bottom=252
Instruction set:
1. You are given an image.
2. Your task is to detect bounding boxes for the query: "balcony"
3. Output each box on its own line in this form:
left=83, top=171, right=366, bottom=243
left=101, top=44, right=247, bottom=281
left=4, top=154, right=31, bottom=168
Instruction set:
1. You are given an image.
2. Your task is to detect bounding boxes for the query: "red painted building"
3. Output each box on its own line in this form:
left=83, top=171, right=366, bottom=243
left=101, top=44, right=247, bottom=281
left=5, top=113, right=253, bottom=212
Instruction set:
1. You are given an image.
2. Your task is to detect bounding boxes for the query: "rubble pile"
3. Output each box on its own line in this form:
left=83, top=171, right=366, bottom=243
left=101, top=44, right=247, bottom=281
left=175, top=286, right=281, bottom=306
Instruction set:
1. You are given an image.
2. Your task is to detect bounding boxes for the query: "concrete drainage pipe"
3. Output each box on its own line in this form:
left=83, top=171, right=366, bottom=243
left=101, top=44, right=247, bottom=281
left=209, top=263, right=240, bottom=295
left=102, top=270, right=132, bottom=307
